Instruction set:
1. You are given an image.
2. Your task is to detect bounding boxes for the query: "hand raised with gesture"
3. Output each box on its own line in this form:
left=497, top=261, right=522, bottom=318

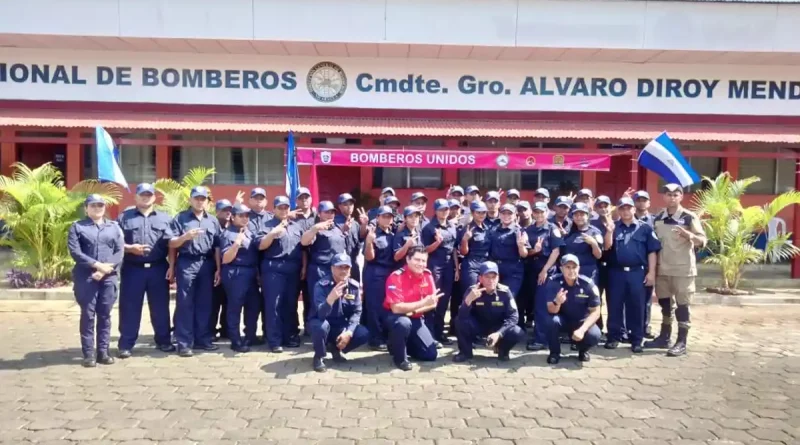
left=365, top=224, right=377, bottom=243
left=270, top=219, right=288, bottom=237
left=516, top=230, right=529, bottom=247
left=465, top=285, right=485, bottom=306
left=357, top=207, right=369, bottom=226
left=314, top=219, right=334, bottom=231
left=554, top=288, right=568, bottom=305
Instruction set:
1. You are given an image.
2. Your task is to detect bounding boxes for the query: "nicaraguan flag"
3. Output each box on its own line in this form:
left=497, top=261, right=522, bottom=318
left=285, top=131, right=300, bottom=210
left=95, top=126, right=129, bottom=189
left=638, top=131, right=700, bottom=187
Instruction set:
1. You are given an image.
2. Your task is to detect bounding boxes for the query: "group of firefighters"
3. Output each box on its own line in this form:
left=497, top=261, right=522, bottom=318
left=68, top=181, right=705, bottom=371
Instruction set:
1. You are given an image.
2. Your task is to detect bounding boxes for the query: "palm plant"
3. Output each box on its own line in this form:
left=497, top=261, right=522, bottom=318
left=0, top=163, right=121, bottom=282
left=692, top=172, right=800, bottom=290
left=153, top=167, right=216, bottom=217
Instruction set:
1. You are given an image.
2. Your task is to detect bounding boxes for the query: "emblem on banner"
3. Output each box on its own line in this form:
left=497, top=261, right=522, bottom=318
left=320, top=151, right=332, bottom=164
left=525, top=156, right=536, bottom=167
left=307, top=61, right=348, bottom=103
left=552, top=155, right=565, bottom=166
left=495, top=154, right=509, bottom=168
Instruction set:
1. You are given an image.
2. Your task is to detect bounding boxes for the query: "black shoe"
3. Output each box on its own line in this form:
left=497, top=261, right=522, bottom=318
left=232, top=344, right=251, bottom=353
left=370, top=344, right=388, bottom=352
left=438, top=336, right=454, bottom=346
left=82, top=357, right=97, bottom=368
left=526, top=341, right=545, bottom=351
left=198, top=344, right=219, bottom=351
left=632, top=345, right=644, bottom=354
left=546, top=355, right=560, bottom=364
left=178, top=349, right=193, bottom=358
left=158, top=344, right=176, bottom=353
left=667, top=341, right=687, bottom=357
left=396, top=360, right=413, bottom=371
left=117, top=349, right=132, bottom=359
left=452, top=353, right=472, bottom=363
left=605, top=341, right=619, bottom=350
left=97, top=355, right=115, bottom=365
left=331, top=349, right=347, bottom=363
left=313, top=357, right=327, bottom=373
left=644, top=325, right=672, bottom=349
left=270, top=346, right=284, bottom=353
left=498, top=352, right=510, bottom=362
left=284, top=335, right=301, bottom=348
left=578, top=351, right=591, bottom=362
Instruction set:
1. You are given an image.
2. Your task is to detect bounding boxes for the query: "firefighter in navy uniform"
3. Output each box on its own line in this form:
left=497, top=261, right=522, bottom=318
left=362, top=206, right=397, bottom=351
left=210, top=199, right=233, bottom=340
left=453, top=261, right=524, bottom=362
left=421, top=199, right=459, bottom=346
left=634, top=190, right=656, bottom=339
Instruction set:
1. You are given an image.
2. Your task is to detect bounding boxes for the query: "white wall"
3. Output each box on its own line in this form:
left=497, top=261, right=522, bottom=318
left=1, top=0, right=799, bottom=53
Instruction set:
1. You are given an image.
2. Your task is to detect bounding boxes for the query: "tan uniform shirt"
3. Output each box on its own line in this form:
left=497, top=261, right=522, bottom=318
left=653, top=206, right=706, bottom=277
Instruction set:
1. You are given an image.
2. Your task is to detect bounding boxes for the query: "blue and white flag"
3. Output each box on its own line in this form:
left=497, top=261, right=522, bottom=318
left=95, top=126, right=128, bottom=190
left=638, top=131, right=700, bottom=187
left=285, top=131, right=300, bottom=210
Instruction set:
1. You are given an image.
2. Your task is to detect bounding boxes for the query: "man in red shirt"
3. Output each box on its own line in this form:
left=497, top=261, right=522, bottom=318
left=383, top=246, right=443, bottom=370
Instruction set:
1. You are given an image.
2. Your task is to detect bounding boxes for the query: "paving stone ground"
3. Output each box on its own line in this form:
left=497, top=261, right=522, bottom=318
left=0, top=301, right=798, bottom=445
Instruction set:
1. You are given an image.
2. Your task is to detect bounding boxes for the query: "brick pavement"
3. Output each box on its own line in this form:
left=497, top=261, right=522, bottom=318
left=0, top=301, right=798, bottom=445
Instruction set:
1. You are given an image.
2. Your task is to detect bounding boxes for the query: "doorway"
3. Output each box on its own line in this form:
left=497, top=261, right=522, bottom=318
left=316, top=166, right=361, bottom=204
left=16, top=143, right=67, bottom=177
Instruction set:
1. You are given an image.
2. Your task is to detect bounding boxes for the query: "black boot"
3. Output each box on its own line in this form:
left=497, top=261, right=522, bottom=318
left=96, top=351, right=115, bottom=365
left=667, top=327, right=688, bottom=357
left=644, top=324, right=672, bottom=349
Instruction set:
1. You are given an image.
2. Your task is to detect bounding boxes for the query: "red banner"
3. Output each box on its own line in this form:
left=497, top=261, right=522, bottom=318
left=297, top=147, right=611, bottom=171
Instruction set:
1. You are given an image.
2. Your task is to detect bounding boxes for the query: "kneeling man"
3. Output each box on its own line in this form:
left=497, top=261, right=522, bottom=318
left=307, top=253, right=369, bottom=372
left=545, top=254, right=602, bottom=364
left=454, top=261, right=524, bottom=362
left=383, top=246, right=442, bottom=371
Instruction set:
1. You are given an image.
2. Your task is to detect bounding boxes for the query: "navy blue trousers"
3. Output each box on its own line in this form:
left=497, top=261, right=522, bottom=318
left=427, top=263, right=455, bottom=340
left=221, top=265, right=260, bottom=347
left=547, top=315, right=601, bottom=356
left=74, top=276, right=118, bottom=358
left=383, top=313, right=438, bottom=365
left=456, top=315, right=523, bottom=357
left=175, top=257, right=214, bottom=351
left=308, top=319, right=369, bottom=359
left=497, top=261, right=524, bottom=299
left=363, top=263, right=391, bottom=346
left=118, top=262, right=171, bottom=350
left=261, top=259, right=301, bottom=348
left=607, top=267, right=647, bottom=347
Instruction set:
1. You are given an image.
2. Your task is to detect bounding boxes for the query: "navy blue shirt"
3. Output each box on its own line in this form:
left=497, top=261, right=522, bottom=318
left=310, top=278, right=362, bottom=333
left=485, top=215, right=501, bottom=230
left=611, top=220, right=662, bottom=268
left=489, top=223, right=529, bottom=262
left=548, top=215, right=572, bottom=234
left=67, top=218, right=124, bottom=277
left=393, top=226, right=423, bottom=268
left=309, top=224, right=348, bottom=266
left=562, top=224, right=604, bottom=273
left=334, top=214, right=362, bottom=262
left=117, top=208, right=173, bottom=264
left=259, top=218, right=304, bottom=262
left=637, top=212, right=656, bottom=228
left=458, top=284, right=519, bottom=335
left=525, top=221, right=565, bottom=269
left=367, top=226, right=397, bottom=269
left=247, top=209, right=274, bottom=234
left=218, top=225, right=259, bottom=267
left=546, top=274, right=600, bottom=323
left=294, top=209, right=318, bottom=232
left=457, top=222, right=491, bottom=263
left=170, top=209, right=221, bottom=257
left=421, top=219, right=457, bottom=267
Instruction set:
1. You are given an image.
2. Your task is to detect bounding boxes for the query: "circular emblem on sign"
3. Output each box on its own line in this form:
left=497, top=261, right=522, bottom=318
left=552, top=155, right=565, bottom=166
left=320, top=151, right=332, bottom=164
left=306, top=62, right=347, bottom=103
left=496, top=154, right=509, bottom=168
left=525, top=156, right=536, bottom=167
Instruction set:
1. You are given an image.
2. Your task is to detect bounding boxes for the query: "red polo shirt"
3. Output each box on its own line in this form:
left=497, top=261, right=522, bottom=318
left=384, top=267, right=436, bottom=318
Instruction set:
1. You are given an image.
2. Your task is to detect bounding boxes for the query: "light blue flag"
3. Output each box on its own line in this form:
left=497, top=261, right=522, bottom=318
left=95, top=126, right=129, bottom=190
left=285, top=131, right=300, bottom=210
left=638, top=131, right=700, bottom=187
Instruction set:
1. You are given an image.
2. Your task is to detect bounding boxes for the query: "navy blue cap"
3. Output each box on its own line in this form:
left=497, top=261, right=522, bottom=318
left=297, top=187, right=311, bottom=197
left=577, top=188, right=594, bottom=198
left=410, top=191, right=428, bottom=202
left=190, top=186, right=209, bottom=198
left=479, top=261, right=499, bottom=276
left=403, top=205, right=421, bottom=217
left=381, top=187, right=396, bottom=196
left=535, top=188, right=550, bottom=198
left=84, top=194, right=105, bottom=205
left=231, top=203, right=250, bottom=215
left=449, top=185, right=465, bottom=196
left=332, top=252, right=352, bottom=267
left=506, top=189, right=520, bottom=198
left=533, top=202, right=549, bottom=213
left=136, top=183, right=155, bottom=195
left=500, top=203, right=516, bottom=214
left=383, top=196, right=400, bottom=206
left=337, top=193, right=355, bottom=204
left=318, top=201, right=335, bottom=212
left=215, top=199, right=233, bottom=211
left=376, top=206, right=394, bottom=216
left=570, top=202, right=591, bottom=215
left=663, top=183, right=683, bottom=193
left=448, top=199, right=461, bottom=209
left=274, top=196, right=290, bottom=207
left=561, top=254, right=580, bottom=266
left=250, top=187, right=266, bottom=198
left=595, top=195, right=611, bottom=206
left=633, top=190, right=650, bottom=200
left=617, top=197, right=635, bottom=208
left=554, top=196, right=572, bottom=207
left=485, top=191, right=500, bottom=202
left=516, top=200, right=531, bottom=211
left=465, top=185, right=480, bottom=195
left=470, top=201, right=488, bottom=213
left=433, top=198, right=449, bottom=211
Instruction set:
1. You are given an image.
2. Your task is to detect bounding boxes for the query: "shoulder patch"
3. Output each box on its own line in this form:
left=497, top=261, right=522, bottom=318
left=496, top=283, right=510, bottom=291
left=349, top=278, right=361, bottom=288
left=319, top=279, right=331, bottom=286
left=393, top=269, right=404, bottom=276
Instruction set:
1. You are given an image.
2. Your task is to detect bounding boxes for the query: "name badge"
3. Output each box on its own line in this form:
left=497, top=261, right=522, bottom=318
left=492, top=301, right=504, bottom=307
left=344, top=294, right=355, bottom=300
left=576, top=293, right=588, bottom=299
left=475, top=302, right=485, bottom=306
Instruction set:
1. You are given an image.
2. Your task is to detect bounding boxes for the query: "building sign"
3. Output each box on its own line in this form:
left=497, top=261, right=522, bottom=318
left=296, top=147, right=612, bottom=171
left=1, top=48, right=800, bottom=116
